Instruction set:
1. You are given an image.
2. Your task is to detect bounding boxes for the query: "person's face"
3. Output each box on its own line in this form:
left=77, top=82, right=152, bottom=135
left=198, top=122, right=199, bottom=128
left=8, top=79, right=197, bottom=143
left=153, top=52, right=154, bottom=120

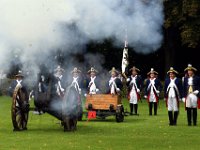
left=132, top=70, right=137, bottom=76
left=90, top=72, right=96, bottom=78
left=111, top=71, right=117, bottom=78
left=150, top=73, right=155, bottom=78
left=73, top=72, right=78, bottom=78
left=16, top=76, right=22, bottom=80
left=57, top=71, right=63, bottom=77
left=188, top=70, right=194, bottom=77
left=169, top=72, right=175, bottom=79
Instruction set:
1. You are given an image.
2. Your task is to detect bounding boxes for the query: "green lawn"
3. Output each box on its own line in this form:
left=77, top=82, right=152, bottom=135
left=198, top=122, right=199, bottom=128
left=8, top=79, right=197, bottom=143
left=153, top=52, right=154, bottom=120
left=0, top=96, right=200, bottom=150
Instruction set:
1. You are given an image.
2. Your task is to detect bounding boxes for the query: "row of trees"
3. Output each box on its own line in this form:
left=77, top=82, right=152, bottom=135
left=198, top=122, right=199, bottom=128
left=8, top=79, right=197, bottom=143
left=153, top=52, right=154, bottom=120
left=164, top=0, right=200, bottom=71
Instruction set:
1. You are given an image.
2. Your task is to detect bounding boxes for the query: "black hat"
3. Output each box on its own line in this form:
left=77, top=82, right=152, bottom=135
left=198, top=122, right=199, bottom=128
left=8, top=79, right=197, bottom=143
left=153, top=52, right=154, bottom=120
left=147, top=68, right=158, bottom=75
left=15, top=70, right=24, bottom=77
left=71, top=67, right=81, bottom=74
left=129, top=66, right=140, bottom=73
left=184, top=64, right=197, bottom=72
left=87, top=67, right=98, bottom=74
left=167, top=67, right=178, bottom=74
left=109, top=67, right=119, bottom=75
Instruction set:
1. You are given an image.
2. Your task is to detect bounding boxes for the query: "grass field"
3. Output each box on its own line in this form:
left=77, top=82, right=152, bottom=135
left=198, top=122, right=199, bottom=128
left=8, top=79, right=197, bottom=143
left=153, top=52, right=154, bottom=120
left=0, top=96, right=200, bottom=150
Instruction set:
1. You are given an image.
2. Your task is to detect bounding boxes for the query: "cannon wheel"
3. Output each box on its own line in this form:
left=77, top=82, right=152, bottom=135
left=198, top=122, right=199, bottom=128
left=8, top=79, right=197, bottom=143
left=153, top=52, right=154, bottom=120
left=11, top=86, right=29, bottom=131
left=63, top=117, right=77, bottom=132
left=116, top=105, right=124, bottom=123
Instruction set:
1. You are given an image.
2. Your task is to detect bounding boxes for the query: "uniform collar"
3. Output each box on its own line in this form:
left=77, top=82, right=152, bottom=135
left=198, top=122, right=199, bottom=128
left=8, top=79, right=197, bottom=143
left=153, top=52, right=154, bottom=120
left=131, top=75, right=137, bottom=78
left=170, top=77, right=176, bottom=81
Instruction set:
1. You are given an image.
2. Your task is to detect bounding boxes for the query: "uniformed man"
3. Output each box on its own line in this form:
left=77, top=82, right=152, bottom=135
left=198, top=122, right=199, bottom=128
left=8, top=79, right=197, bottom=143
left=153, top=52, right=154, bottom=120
left=70, top=67, right=83, bottom=120
left=144, top=68, right=162, bottom=115
left=8, top=70, right=29, bottom=131
left=70, top=67, right=83, bottom=93
left=54, top=65, right=66, bottom=97
left=107, top=67, right=123, bottom=95
left=164, top=67, right=183, bottom=125
left=32, top=74, right=47, bottom=115
left=9, top=70, right=28, bottom=100
left=86, top=67, right=101, bottom=94
left=182, top=64, right=200, bottom=126
left=126, top=66, right=143, bottom=115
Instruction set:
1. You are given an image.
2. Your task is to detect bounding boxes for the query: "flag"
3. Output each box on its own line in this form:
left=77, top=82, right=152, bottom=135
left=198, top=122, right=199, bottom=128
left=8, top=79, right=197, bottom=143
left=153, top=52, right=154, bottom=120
left=121, top=41, right=129, bottom=77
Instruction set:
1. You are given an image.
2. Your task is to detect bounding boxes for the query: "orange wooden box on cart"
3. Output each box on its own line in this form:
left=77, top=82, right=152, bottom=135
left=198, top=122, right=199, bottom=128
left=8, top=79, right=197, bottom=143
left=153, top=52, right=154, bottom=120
left=85, top=94, right=122, bottom=110
left=85, top=94, right=124, bottom=122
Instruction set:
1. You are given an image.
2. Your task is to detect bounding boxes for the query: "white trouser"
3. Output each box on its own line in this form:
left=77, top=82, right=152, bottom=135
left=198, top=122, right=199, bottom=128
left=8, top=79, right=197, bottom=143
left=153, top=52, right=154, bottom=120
left=167, top=97, right=178, bottom=111
left=149, top=93, right=157, bottom=103
left=186, top=93, right=197, bottom=108
left=130, top=90, right=138, bottom=104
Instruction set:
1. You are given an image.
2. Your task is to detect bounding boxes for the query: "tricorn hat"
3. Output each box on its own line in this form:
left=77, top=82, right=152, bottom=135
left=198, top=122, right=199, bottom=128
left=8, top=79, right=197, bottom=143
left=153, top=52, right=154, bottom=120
left=147, top=68, right=158, bottom=75
left=109, top=67, right=119, bottom=74
left=167, top=67, right=178, bottom=75
left=184, top=64, right=197, bottom=72
left=129, top=66, right=140, bottom=72
left=87, top=67, right=98, bottom=74
left=54, top=65, right=65, bottom=73
left=71, top=67, right=81, bottom=74
left=15, top=70, right=24, bottom=77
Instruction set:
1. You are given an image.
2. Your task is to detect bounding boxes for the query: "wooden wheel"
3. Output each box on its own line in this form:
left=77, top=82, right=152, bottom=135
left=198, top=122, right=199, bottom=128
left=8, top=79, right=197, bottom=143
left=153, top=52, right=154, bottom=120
left=11, top=86, right=29, bottom=131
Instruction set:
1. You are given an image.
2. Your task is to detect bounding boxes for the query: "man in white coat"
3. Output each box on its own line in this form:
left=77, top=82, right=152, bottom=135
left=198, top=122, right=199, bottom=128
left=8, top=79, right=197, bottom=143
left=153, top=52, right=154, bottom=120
left=126, top=66, right=143, bottom=115
left=164, top=67, right=183, bottom=125
left=182, top=64, right=200, bottom=126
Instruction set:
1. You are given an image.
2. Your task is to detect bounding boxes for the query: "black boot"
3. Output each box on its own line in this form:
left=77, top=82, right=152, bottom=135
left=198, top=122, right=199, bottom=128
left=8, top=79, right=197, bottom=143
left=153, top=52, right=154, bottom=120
left=173, top=111, right=179, bottom=125
left=154, top=103, right=157, bottom=115
left=168, top=111, right=173, bottom=125
left=187, top=108, right=192, bottom=126
left=193, top=108, right=197, bottom=126
left=149, top=102, right=153, bottom=115
left=130, top=104, right=133, bottom=115
left=134, top=104, right=138, bottom=115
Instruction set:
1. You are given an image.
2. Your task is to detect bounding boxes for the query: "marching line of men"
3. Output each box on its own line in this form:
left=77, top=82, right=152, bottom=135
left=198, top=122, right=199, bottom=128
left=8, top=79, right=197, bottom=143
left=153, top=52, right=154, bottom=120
left=84, top=64, right=200, bottom=126
left=59, top=64, right=200, bottom=126
left=9, top=64, right=200, bottom=126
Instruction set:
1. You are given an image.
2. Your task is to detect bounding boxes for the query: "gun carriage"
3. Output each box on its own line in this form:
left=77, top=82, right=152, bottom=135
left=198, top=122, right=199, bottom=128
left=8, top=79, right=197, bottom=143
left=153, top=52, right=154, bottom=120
left=11, top=75, right=82, bottom=132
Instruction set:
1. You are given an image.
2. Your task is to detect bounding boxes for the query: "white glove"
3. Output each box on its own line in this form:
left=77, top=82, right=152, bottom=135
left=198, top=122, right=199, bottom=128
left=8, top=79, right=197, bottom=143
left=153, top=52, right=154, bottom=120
left=137, top=89, right=140, bottom=93
left=84, top=93, right=87, bottom=97
left=116, top=88, right=120, bottom=92
left=193, top=90, right=199, bottom=95
left=29, top=97, right=32, bottom=101
left=109, top=81, right=113, bottom=86
left=182, top=98, right=185, bottom=103
left=96, top=89, right=99, bottom=92
left=60, top=88, right=65, bottom=92
left=156, top=90, right=160, bottom=94
left=79, top=89, right=81, bottom=94
left=126, top=78, right=130, bottom=82
left=144, top=95, right=147, bottom=99
left=17, top=84, right=22, bottom=88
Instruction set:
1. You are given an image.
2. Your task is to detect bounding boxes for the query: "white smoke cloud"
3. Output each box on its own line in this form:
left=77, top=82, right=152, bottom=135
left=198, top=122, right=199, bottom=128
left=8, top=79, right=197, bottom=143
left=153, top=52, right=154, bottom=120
left=0, top=0, right=164, bottom=76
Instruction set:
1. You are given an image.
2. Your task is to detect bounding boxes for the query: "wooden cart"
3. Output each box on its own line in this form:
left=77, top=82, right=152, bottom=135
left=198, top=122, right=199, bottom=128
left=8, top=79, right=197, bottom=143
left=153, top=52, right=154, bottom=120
left=85, top=94, right=124, bottom=122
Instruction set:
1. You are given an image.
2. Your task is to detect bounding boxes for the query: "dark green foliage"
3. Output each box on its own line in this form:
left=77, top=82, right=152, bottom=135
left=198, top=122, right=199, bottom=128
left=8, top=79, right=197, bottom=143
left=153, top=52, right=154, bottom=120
left=164, top=0, right=200, bottom=48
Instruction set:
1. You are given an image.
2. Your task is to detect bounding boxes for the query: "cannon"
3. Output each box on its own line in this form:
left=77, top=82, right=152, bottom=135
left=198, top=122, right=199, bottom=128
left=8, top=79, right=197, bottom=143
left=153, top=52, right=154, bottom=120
left=11, top=76, right=82, bottom=132
left=85, top=94, right=124, bottom=122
